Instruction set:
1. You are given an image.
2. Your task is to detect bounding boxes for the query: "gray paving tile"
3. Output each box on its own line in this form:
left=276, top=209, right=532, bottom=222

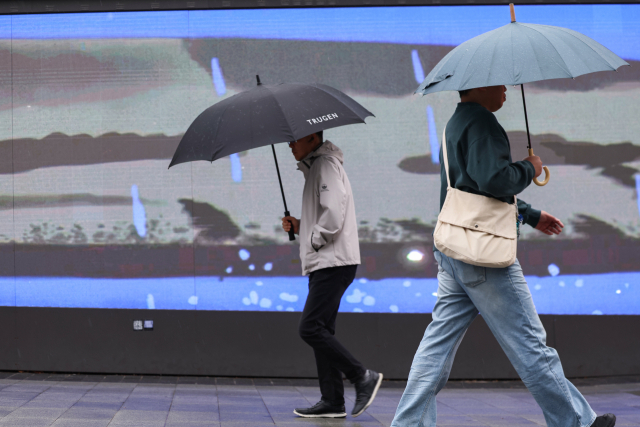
left=434, top=415, right=488, bottom=426
left=169, top=403, right=218, bottom=413
left=470, top=414, right=539, bottom=425
left=109, top=421, right=166, bottom=427
left=110, top=409, right=169, bottom=423
left=0, top=418, right=57, bottom=426
left=220, top=423, right=276, bottom=427
left=519, top=419, right=546, bottom=426
left=276, top=421, right=347, bottom=427
left=0, top=409, right=14, bottom=418
left=3, top=407, right=67, bottom=418
left=0, top=374, right=635, bottom=426
left=165, top=423, right=220, bottom=427
left=71, top=401, right=123, bottom=411
left=166, top=410, right=220, bottom=423
left=57, top=408, right=116, bottom=420
left=369, top=412, right=394, bottom=425
left=219, top=411, right=274, bottom=423
left=52, top=420, right=111, bottom=427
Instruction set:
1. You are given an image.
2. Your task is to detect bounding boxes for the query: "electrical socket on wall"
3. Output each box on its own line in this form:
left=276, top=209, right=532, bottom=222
left=133, top=320, right=154, bottom=331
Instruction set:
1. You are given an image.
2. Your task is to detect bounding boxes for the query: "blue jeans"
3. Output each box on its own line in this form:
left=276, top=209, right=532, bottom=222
left=391, top=251, right=596, bottom=427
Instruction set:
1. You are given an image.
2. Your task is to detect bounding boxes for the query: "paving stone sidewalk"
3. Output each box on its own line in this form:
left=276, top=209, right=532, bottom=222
left=0, top=372, right=638, bottom=426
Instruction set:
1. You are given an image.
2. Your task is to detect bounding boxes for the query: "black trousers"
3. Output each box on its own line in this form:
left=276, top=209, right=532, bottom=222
left=299, top=264, right=366, bottom=405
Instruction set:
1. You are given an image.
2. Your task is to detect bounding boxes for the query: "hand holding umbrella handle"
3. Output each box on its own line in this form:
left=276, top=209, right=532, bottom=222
left=529, top=148, right=550, bottom=186
left=284, top=210, right=296, bottom=241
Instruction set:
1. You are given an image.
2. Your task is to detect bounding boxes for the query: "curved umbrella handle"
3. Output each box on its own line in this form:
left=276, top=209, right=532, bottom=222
left=529, top=148, right=550, bottom=186
left=534, top=167, right=550, bottom=186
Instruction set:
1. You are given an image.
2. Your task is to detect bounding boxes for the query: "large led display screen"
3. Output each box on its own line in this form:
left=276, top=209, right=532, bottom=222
left=0, top=5, right=638, bottom=314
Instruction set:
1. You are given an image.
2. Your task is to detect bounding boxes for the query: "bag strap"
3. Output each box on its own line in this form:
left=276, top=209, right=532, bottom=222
left=441, top=127, right=451, bottom=189
left=442, top=125, right=518, bottom=206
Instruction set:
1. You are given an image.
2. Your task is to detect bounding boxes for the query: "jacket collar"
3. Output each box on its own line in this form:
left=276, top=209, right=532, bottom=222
left=299, top=141, right=324, bottom=169
left=296, top=140, right=344, bottom=180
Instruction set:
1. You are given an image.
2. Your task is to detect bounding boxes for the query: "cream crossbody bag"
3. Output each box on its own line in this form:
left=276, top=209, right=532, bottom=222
left=433, top=128, right=518, bottom=268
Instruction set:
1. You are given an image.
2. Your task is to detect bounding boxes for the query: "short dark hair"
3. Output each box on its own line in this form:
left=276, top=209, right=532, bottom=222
left=315, top=131, right=323, bottom=142
left=458, top=89, right=471, bottom=98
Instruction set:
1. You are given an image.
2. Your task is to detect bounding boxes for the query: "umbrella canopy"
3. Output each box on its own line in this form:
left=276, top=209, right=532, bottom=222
left=415, top=4, right=629, bottom=187
left=416, top=16, right=629, bottom=95
left=169, top=77, right=374, bottom=241
left=169, top=79, right=373, bottom=168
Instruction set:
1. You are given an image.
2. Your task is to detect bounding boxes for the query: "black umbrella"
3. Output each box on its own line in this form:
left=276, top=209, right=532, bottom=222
left=169, top=76, right=374, bottom=241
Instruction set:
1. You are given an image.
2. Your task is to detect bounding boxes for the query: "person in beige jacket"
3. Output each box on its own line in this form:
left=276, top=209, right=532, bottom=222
left=282, top=131, right=382, bottom=419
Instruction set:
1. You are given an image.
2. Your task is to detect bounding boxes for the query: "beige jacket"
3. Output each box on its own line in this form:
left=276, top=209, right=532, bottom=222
left=296, top=141, right=361, bottom=275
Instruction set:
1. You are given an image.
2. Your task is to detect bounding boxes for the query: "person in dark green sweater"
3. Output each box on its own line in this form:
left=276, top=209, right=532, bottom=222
left=392, top=85, right=615, bottom=427
left=437, top=86, right=563, bottom=235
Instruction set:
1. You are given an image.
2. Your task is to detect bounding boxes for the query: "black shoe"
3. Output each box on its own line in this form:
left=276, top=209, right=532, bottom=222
left=352, top=369, right=383, bottom=417
left=592, top=414, right=616, bottom=427
left=293, top=400, right=347, bottom=418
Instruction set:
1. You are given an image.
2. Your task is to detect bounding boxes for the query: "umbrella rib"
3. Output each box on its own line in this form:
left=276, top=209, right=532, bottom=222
left=417, top=47, right=459, bottom=93
left=458, top=33, right=495, bottom=90
left=308, top=84, right=375, bottom=119
left=209, top=96, right=240, bottom=162
left=509, top=25, right=517, bottom=84
left=552, top=25, right=624, bottom=69
left=521, top=24, right=572, bottom=78
left=265, top=85, right=297, bottom=140
left=524, top=27, right=554, bottom=81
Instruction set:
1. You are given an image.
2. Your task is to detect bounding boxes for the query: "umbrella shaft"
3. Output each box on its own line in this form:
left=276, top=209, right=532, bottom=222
left=520, top=84, right=532, bottom=150
left=271, top=144, right=289, bottom=212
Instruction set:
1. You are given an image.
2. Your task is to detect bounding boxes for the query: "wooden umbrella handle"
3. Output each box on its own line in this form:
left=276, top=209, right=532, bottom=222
left=529, top=148, right=550, bottom=186
left=510, top=3, right=516, bottom=22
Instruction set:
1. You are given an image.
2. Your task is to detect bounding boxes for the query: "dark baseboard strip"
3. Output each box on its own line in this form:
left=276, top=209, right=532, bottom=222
left=0, top=308, right=638, bottom=380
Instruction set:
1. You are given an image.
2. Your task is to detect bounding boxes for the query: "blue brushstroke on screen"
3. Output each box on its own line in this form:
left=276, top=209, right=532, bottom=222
left=146, top=294, right=155, bottom=309
left=211, top=57, right=226, bottom=96
left=2, top=273, right=639, bottom=314
left=131, top=185, right=146, bottom=238
left=411, top=50, right=425, bottom=84
left=548, top=264, right=560, bottom=277
left=230, top=153, right=242, bottom=182
left=427, top=106, right=439, bottom=164
left=636, top=174, right=640, bottom=216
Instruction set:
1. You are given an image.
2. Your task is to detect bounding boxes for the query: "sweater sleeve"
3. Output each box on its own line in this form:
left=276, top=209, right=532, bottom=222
left=517, top=198, right=541, bottom=228
left=466, top=133, right=535, bottom=198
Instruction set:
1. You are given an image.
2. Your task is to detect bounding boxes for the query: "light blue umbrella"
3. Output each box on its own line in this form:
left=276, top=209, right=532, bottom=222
left=417, top=3, right=630, bottom=186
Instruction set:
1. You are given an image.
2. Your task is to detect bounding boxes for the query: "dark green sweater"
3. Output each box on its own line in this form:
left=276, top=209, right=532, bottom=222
left=439, top=102, right=541, bottom=228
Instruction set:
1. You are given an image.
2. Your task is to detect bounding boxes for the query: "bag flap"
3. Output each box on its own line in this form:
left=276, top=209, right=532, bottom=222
left=438, top=188, right=517, bottom=239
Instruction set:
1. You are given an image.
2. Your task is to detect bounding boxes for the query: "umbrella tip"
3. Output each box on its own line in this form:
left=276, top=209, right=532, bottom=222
left=256, top=75, right=262, bottom=86
left=510, top=3, right=516, bottom=22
